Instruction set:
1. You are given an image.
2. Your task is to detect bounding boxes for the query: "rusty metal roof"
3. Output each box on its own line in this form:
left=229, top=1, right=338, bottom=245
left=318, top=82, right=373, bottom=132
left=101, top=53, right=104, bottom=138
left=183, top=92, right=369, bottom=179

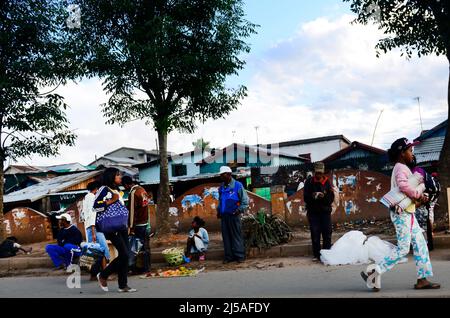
left=4, top=170, right=102, bottom=204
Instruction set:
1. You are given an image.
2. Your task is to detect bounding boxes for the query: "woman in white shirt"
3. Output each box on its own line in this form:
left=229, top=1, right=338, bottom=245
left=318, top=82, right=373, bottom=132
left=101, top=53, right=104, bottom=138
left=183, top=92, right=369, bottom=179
left=82, top=181, right=110, bottom=261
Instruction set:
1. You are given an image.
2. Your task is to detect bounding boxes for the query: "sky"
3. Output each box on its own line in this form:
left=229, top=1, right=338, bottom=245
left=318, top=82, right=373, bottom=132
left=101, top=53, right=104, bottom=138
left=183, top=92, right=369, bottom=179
left=15, top=0, right=449, bottom=167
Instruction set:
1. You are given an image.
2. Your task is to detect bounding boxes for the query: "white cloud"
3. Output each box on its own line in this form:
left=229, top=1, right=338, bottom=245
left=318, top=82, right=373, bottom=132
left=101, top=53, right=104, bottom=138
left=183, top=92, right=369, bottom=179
left=19, top=14, right=448, bottom=167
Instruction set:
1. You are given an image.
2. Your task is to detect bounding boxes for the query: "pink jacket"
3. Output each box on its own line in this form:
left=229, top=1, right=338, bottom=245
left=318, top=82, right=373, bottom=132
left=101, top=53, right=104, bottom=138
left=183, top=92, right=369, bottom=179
left=392, top=163, right=425, bottom=200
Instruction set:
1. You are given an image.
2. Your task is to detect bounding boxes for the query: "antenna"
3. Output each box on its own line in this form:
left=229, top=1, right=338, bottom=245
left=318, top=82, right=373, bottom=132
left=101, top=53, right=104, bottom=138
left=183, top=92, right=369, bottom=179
left=371, top=109, right=384, bottom=146
left=232, top=130, right=236, bottom=142
left=414, top=97, right=424, bottom=132
left=255, top=126, right=260, bottom=146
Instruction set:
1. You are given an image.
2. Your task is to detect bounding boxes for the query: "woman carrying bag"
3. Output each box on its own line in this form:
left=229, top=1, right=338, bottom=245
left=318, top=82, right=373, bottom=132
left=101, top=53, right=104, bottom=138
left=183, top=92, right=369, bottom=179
left=94, top=168, right=137, bottom=293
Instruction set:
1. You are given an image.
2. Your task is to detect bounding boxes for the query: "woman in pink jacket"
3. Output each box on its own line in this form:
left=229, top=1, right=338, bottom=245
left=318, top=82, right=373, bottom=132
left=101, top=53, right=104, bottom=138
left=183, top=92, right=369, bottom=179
left=361, top=138, right=440, bottom=291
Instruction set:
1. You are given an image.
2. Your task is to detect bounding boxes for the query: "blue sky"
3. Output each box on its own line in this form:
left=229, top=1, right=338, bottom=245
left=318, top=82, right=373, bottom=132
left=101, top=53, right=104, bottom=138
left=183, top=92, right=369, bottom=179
left=20, top=1, right=449, bottom=166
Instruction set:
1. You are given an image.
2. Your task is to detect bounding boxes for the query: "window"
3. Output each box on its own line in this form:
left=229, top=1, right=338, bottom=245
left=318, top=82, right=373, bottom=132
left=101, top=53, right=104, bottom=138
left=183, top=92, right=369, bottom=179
left=172, top=164, right=187, bottom=177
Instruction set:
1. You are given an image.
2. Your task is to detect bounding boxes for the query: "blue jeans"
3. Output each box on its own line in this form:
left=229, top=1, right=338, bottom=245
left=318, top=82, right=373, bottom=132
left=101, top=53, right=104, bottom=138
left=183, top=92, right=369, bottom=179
left=86, top=227, right=110, bottom=260
left=134, top=225, right=151, bottom=273
left=46, top=244, right=81, bottom=268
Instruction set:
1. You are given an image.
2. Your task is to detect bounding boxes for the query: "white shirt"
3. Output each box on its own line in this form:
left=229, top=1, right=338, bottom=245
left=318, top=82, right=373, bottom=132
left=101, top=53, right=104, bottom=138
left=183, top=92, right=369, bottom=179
left=82, top=192, right=96, bottom=229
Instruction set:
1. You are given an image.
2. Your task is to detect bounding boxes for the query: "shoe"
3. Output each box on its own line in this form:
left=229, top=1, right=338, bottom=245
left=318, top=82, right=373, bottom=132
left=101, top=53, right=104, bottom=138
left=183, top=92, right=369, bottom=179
left=118, top=286, right=137, bottom=293
left=360, top=264, right=381, bottom=291
left=199, top=255, right=205, bottom=261
left=312, top=257, right=320, bottom=263
left=414, top=280, right=440, bottom=290
left=236, top=259, right=245, bottom=264
left=53, top=264, right=66, bottom=271
left=223, top=259, right=233, bottom=264
left=97, top=273, right=109, bottom=292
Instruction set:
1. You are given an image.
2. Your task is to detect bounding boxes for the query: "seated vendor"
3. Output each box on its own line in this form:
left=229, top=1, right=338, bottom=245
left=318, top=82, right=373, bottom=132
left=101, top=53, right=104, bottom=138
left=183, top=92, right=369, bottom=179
left=46, top=213, right=82, bottom=270
left=184, top=216, right=209, bottom=262
left=0, top=237, right=32, bottom=258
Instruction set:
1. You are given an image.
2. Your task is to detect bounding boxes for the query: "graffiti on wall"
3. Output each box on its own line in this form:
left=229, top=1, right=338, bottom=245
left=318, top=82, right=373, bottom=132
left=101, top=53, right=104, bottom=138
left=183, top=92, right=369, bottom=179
left=285, top=169, right=390, bottom=226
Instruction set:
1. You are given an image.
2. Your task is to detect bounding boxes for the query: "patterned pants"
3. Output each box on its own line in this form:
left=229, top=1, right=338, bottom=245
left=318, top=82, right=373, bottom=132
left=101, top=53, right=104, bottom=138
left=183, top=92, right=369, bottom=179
left=376, top=211, right=433, bottom=279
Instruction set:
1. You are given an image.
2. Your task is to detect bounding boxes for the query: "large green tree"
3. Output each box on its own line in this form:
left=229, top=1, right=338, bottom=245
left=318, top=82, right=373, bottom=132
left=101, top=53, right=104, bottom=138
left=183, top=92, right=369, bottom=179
left=70, top=0, right=257, bottom=233
left=344, top=0, right=450, bottom=226
left=0, top=0, right=77, bottom=239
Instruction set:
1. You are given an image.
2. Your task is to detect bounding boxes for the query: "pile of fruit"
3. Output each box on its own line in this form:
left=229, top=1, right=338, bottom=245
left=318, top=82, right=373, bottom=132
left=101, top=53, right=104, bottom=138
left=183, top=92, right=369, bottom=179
left=147, top=266, right=199, bottom=278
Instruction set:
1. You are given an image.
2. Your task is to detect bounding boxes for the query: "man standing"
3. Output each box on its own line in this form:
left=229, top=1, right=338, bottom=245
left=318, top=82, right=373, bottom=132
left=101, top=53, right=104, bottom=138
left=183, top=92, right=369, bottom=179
left=81, top=181, right=111, bottom=262
left=122, top=176, right=152, bottom=274
left=46, top=213, right=83, bottom=269
left=303, top=162, right=335, bottom=262
left=217, top=166, right=249, bottom=264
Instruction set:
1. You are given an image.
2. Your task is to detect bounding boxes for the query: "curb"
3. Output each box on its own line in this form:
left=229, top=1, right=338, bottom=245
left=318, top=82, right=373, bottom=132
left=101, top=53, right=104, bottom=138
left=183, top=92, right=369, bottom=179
left=2, top=235, right=449, bottom=272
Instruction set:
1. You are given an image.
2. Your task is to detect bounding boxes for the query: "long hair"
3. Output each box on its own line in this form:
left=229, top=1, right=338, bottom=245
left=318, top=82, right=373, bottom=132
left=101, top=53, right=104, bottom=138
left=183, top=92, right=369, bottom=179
left=102, top=167, right=120, bottom=190
left=387, top=147, right=401, bottom=163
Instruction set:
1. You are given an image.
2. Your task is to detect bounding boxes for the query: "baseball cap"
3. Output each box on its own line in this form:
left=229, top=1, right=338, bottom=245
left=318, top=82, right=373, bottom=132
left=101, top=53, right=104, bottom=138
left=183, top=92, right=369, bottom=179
left=390, top=138, right=420, bottom=153
left=56, top=213, right=72, bottom=223
left=219, top=166, right=232, bottom=174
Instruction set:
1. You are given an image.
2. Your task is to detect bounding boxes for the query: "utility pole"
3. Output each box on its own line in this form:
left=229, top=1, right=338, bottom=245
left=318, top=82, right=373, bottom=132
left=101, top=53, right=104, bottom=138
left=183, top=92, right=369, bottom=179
left=255, top=126, right=259, bottom=146
left=371, top=109, right=384, bottom=146
left=414, top=97, right=424, bottom=133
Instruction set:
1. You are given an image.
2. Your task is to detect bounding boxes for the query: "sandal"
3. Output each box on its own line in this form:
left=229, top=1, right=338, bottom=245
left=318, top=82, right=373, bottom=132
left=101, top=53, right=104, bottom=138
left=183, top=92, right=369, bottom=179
left=361, top=264, right=381, bottom=291
left=414, top=282, right=440, bottom=290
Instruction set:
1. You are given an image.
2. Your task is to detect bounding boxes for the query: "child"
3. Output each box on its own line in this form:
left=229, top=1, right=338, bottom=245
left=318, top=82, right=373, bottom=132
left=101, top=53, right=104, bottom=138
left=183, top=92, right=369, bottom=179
left=0, top=237, right=32, bottom=258
left=361, top=138, right=440, bottom=291
left=184, top=216, right=209, bottom=262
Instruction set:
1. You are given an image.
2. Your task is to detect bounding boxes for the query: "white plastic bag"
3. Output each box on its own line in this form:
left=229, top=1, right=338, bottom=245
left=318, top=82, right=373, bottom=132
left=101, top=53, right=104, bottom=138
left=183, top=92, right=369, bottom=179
left=320, top=231, right=369, bottom=266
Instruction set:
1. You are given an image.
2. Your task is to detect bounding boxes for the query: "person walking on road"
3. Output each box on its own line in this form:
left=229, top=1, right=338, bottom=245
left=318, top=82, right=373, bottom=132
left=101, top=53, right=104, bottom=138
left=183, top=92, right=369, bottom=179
left=94, top=168, right=137, bottom=293
left=361, top=138, right=440, bottom=292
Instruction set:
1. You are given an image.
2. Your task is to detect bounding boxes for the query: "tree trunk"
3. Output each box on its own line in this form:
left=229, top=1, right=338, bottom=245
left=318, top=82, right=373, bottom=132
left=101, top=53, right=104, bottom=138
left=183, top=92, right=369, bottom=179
left=156, top=129, right=171, bottom=234
left=0, top=159, right=5, bottom=240
left=436, top=56, right=450, bottom=229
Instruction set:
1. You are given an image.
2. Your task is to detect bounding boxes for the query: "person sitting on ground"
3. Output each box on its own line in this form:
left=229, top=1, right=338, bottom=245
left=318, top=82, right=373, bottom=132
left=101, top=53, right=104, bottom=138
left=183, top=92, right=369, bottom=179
left=0, top=237, right=32, bottom=258
left=46, top=213, right=83, bottom=270
left=184, top=216, right=209, bottom=262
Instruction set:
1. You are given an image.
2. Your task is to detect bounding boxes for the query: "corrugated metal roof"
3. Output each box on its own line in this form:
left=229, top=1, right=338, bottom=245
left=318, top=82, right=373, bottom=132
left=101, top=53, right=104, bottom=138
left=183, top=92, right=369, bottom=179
left=416, top=152, right=441, bottom=164
left=415, top=136, right=445, bottom=154
left=4, top=170, right=102, bottom=204
left=414, top=136, right=444, bottom=164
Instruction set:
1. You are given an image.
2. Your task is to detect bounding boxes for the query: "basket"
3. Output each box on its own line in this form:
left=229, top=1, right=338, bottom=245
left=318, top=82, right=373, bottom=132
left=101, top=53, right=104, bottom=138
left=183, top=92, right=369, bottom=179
left=162, top=247, right=185, bottom=266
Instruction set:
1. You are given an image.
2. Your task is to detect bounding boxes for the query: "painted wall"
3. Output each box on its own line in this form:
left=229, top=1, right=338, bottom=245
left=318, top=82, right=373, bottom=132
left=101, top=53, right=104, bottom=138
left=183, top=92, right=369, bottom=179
left=199, top=149, right=306, bottom=174
left=3, top=208, right=53, bottom=243
left=279, top=140, right=346, bottom=162
left=285, top=169, right=391, bottom=226
left=165, top=183, right=271, bottom=232
left=139, top=152, right=204, bottom=183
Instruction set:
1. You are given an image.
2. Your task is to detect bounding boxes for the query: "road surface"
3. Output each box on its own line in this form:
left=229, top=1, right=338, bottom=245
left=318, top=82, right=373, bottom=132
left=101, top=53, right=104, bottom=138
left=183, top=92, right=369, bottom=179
left=1, top=251, right=450, bottom=298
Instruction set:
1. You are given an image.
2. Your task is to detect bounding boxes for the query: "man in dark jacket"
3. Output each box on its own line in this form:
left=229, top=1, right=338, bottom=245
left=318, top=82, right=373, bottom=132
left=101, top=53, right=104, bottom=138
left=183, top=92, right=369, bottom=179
left=46, top=213, right=82, bottom=269
left=123, top=176, right=152, bottom=274
left=303, top=162, right=334, bottom=262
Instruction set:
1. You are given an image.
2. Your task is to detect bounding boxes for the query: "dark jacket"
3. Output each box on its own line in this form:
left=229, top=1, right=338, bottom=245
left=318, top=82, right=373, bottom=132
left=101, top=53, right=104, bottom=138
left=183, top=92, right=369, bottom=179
left=57, top=225, right=82, bottom=247
left=303, top=176, right=334, bottom=214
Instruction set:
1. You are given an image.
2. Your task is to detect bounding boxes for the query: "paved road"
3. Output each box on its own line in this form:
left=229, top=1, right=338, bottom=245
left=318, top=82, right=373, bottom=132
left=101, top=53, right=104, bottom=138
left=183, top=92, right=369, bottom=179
left=1, top=252, right=450, bottom=298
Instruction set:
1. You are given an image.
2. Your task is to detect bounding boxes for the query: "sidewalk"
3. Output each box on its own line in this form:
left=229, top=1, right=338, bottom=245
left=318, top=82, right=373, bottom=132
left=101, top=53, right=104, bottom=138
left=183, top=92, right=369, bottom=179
left=2, top=231, right=450, bottom=273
